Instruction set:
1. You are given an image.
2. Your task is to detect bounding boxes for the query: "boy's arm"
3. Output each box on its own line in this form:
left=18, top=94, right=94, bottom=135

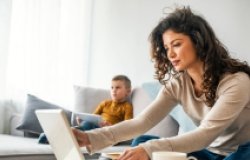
left=124, top=103, right=133, bottom=120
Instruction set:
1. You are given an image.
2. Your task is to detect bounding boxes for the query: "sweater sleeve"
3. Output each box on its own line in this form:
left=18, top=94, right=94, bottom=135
left=140, top=73, right=250, bottom=158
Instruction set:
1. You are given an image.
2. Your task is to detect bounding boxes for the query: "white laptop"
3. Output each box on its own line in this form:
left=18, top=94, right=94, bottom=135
left=36, top=109, right=85, bottom=160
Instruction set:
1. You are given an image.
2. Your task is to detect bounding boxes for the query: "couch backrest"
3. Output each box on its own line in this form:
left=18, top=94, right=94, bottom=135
left=74, top=86, right=111, bottom=113
left=73, top=85, right=179, bottom=138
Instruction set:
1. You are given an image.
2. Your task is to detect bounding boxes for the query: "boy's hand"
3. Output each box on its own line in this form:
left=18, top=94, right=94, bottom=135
left=76, top=116, right=82, bottom=126
left=71, top=128, right=91, bottom=147
left=99, top=121, right=112, bottom=127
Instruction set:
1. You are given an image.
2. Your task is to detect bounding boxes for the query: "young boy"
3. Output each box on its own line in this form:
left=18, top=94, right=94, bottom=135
left=77, top=75, right=133, bottom=130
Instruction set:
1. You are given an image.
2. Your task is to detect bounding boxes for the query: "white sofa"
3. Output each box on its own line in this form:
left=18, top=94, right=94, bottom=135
left=0, top=84, right=180, bottom=160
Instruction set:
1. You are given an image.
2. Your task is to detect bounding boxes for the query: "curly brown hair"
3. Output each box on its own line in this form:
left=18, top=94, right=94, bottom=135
left=149, top=6, right=250, bottom=107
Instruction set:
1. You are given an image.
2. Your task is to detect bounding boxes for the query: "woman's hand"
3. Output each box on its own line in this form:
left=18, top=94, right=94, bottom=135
left=71, top=128, right=91, bottom=147
left=118, top=146, right=150, bottom=160
left=99, top=121, right=112, bottom=127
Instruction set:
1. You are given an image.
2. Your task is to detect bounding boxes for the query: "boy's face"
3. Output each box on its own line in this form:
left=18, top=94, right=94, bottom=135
left=110, top=80, right=131, bottom=102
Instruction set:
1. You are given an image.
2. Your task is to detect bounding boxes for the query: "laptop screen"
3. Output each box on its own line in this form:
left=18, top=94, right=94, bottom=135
left=36, top=109, right=85, bottom=160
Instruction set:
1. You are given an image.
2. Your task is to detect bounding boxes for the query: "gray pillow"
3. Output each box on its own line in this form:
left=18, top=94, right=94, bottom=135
left=16, top=94, right=72, bottom=137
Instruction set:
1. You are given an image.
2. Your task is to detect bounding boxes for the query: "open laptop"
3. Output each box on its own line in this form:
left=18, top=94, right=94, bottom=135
left=35, top=109, right=85, bottom=160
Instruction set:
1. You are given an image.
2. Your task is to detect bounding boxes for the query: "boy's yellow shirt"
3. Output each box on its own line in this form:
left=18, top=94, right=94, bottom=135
left=93, top=100, right=133, bottom=125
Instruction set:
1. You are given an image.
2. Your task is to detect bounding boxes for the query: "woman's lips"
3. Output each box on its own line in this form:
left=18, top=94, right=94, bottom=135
left=171, top=60, right=180, bottom=66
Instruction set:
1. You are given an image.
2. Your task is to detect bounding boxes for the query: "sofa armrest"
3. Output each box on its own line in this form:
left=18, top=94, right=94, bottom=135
left=0, top=99, right=24, bottom=134
left=9, top=113, right=24, bottom=136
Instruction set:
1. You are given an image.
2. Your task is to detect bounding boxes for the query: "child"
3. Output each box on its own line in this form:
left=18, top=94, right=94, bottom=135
left=76, top=75, right=133, bottom=131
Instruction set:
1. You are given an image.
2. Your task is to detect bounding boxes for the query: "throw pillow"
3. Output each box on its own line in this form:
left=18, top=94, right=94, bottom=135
left=16, top=94, right=72, bottom=137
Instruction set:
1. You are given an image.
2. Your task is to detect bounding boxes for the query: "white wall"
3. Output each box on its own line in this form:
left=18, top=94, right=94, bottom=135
left=1, top=0, right=250, bottom=90
left=88, top=0, right=250, bottom=88
left=0, top=0, right=12, bottom=98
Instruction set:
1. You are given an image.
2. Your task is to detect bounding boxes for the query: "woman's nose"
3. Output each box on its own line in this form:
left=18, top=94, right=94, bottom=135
left=167, top=48, right=175, bottom=59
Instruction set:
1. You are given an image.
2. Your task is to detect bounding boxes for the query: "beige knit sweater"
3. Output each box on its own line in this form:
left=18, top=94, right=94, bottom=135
left=85, top=72, right=250, bottom=158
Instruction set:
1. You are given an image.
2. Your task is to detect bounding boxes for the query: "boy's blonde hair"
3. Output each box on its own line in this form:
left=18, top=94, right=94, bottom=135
left=112, top=75, right=131, bottom=89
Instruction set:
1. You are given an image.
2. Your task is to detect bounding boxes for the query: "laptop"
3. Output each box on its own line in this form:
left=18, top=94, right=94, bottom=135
left=35, top=109, right=85, bottom=160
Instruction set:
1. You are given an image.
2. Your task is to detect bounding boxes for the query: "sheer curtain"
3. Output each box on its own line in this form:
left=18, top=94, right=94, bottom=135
left=6, top=0, right=93, bottom=109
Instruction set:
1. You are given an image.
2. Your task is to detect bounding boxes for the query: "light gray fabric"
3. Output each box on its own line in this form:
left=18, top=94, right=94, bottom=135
left=73, top=85, right=111, bottom=113
left=16, top=94, right=72, bottom=136
left=0, top=100, right=22, bottom=134
left=0, top=134, right=53, bottom=155
left=74, top=86, right=179, bottom=138
left=0, top=155, right=56, bottom=160
left=10, top=113, right=24, bottom=136
left=72, top=86, right=111, bottom=126
left=132, top=87, right=179, bottom=137
left=0, top=134, right=124, bottom=158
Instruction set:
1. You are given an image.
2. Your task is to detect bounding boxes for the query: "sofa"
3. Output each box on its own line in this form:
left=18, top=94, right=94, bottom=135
left=0, top=83, right=180, bottom=160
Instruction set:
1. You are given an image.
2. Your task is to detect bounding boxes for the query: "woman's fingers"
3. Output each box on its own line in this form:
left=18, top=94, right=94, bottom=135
left=71, top=128, right=90, bottom=147
left=118, top=147, right=150, bottom=160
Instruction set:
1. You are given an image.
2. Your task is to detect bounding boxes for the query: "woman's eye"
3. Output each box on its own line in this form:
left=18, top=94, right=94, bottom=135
left=173, top=43, right=181, bottom=47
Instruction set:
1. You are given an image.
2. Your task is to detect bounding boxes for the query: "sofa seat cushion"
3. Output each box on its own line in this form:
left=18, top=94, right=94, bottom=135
left=0, top=134, right=52, bottom=156
left=0, top=134, right=128, bottom=159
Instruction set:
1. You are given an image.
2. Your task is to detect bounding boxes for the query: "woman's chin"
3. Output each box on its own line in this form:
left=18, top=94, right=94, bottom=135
left=173, top=65, right=186, bottom=72
left=174, top=67, right=182, bottom=72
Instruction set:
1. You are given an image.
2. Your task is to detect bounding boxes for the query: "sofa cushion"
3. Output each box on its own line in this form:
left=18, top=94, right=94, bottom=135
left=73, top=85, right=111, bottom=113
left=169, top=105, right=197, bottom=133
left=0, top=134, right=126, bottom=159
left=131, top=87, right=179, bottom=137
left=141, top=82, right=196, bottom=134
left=141, top=81, right=162, bottom=101
left=72, top=86, right=111, bottom=126
left=16, top=94, right=72, bottom=137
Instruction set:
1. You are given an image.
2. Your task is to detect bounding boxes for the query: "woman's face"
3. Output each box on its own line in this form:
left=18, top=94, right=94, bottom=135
left=162, top=29, right=202, bottom=72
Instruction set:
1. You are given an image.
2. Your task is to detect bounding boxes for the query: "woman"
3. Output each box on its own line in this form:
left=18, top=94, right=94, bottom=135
left=73, top=6, right=250, bottom=160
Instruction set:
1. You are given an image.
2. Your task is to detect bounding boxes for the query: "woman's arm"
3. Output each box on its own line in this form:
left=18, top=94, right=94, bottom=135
left=141, top=73, right=250, bottom=158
